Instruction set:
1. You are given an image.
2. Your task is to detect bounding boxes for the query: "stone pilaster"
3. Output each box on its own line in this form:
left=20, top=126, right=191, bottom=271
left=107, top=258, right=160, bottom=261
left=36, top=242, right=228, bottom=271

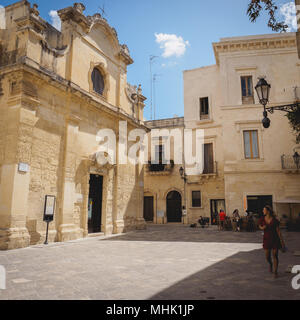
left=0, top=106, right=37, bottom=250
left=135, top=163, right=146, bottom=230
left=57, top=117, right=82, bottom=242
left=101, top=167, right=114, bottom=235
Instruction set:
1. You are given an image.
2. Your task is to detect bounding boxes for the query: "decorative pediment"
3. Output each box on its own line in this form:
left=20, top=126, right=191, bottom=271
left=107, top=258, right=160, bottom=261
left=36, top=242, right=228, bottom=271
left=58, top=4, right=134, bottom=65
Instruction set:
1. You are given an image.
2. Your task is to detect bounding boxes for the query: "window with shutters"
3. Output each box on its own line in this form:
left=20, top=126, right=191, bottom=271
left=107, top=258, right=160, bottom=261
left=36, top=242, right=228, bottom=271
left=200, top=97, right=209, bottom=120
left=154, top=144, right=166, bottom=164
left=241, top=76, right=254, bottom=104
left=203, top=143, right=214, bottom=174
left=243, top=130, right=259, bottom=159
left=92, top=68, right=105, bottom=95
left=192, top=191, right=201, bottom=207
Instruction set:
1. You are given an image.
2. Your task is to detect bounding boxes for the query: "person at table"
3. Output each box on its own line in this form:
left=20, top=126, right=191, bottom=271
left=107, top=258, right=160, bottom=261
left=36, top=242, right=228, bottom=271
left=232, top=209, right=241, bottom=232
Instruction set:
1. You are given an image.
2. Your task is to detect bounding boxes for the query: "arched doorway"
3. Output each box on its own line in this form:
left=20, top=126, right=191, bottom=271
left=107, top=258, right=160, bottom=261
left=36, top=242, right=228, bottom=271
left=166, top=191, right=182, bottom=222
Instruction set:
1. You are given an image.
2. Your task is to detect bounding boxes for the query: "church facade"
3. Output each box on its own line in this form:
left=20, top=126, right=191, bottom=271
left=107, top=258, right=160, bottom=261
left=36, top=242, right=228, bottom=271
left=0, top=1, right=147, bottom=249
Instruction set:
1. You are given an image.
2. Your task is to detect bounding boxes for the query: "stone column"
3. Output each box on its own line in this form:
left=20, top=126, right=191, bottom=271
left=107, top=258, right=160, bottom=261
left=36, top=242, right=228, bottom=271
left=102, top=167, right=114, bottom=235
left=80, top=167, right=90, bottom=238
left=112, top=129, right=123, bottom=234
left=57, top=117, right=81, bottom=242
left=0, top=106, right=37, bottom=250
left=135, top=162, right=146, bottom=230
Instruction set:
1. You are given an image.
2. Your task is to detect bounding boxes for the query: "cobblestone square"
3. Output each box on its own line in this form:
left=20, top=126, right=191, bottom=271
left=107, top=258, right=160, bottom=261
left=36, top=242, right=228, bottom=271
left=0, top=224, right=300, bottom=300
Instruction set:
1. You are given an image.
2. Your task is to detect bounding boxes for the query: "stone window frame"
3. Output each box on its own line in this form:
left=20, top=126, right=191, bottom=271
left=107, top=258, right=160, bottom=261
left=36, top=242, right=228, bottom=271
left=240, top=75, right=254, bottom=105
left=199, top=96, right=210, bottom=120
left=88, top=62, right=110, bottom=100
left=191, top=190, right=202, bottom=208
left=235, top=120, right=265, bottom=162
left=203, top=135, right=217, bottom=173
left=188, top=188, right=203, bottom=209
left=235, top=66, right=258, bottom=106
left=243, top=130, right=259, bottom=159
left=197, top=93, right=213, bottom=124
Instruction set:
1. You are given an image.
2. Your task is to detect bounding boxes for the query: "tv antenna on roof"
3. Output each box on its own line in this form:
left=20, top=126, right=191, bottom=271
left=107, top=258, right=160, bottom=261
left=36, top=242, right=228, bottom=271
left=153, top=73, right=162, bottom=120
left=149, top=55, right=159, bottom=120
left=98, top=2, right=107, bottom=18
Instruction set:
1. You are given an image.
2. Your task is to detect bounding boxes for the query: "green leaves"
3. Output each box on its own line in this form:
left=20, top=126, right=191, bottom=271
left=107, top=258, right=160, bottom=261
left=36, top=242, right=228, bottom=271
left=247, top=0, right=289, bottom=32
left=286, top=105, right=300, bottom=144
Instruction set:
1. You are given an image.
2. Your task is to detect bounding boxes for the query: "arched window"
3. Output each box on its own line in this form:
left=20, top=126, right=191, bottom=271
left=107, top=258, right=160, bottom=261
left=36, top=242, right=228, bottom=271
left=92, top=68, right=105, bottom=95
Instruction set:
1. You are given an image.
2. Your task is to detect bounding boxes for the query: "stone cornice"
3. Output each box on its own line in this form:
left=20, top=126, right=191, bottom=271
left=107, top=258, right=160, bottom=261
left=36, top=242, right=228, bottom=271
left=213, top=35, right=297, bottom=65
left=0, top=60, right=148, bottom=131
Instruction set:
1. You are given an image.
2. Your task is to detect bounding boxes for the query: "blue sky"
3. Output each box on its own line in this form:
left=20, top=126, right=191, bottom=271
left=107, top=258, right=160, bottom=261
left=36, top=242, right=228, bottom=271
left=0, top=0, right=297, bottom=120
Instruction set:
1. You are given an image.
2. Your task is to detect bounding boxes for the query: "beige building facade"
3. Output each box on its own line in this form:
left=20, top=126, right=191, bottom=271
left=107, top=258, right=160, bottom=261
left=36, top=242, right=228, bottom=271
left=144, top=32, right=300, bottom=225
left=143, top=117, right=185, bottom=224
left=0, top=1, right=147, bottom=250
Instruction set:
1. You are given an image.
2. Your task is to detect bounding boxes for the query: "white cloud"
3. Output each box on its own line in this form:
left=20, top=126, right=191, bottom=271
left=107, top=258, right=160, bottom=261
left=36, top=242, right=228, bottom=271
left=49, top=10, right=61, bottom=31
left=280, top=2, right=297, bottom=32
left=161, top=61, right=178, bottom=68
left=155, top=33, right=189, bottom=58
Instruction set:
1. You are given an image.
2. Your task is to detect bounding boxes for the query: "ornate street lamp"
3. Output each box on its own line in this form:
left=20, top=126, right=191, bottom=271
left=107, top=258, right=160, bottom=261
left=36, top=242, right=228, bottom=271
left=255, top=78, right=299, bottom=129
left=293, top=151, right=300, bottom=169
left=255, top=77, right=271, bottom=128
left=179, top=166, right=184, bottom=177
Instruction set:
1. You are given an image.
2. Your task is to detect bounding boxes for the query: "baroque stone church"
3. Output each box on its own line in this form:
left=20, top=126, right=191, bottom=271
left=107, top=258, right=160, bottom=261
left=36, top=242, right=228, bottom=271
left=0, top=1, right=147, bottom=249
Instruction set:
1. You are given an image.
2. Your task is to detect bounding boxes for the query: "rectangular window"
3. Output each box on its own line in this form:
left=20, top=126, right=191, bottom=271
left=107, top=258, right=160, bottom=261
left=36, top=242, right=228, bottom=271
left=192, top=191, right=201, bottom=207
left=203, top=143, right=214, bottom=174
left=241, top=76, right=254, bottom=104
left=200, top=97, right=209, bottom=120
left=155, top=144, right=165, bottom=164
left=243, top=130, right=259, bottom=159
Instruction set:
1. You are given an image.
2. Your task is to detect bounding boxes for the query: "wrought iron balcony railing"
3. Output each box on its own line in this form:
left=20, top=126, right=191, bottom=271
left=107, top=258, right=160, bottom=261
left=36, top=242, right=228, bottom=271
left=202, top=161, right=218, bottom=175
left=146, top=160, right=174, bottom=174
left=281, top=154, right=300, bottom=171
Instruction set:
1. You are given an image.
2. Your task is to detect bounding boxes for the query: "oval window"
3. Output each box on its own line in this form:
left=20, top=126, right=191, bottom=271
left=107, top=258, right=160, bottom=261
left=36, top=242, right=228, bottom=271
left=92, top=68, right=105, bottom=95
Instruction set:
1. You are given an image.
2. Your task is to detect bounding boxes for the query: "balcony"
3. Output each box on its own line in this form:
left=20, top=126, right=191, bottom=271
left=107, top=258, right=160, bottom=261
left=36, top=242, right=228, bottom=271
left=146, top=160, right=174, bottom=176
left=281, top=154, right=300, bottom=173
left=202, top=161, right=218, bottom=175
left=187, top=161, right=218, bottom=184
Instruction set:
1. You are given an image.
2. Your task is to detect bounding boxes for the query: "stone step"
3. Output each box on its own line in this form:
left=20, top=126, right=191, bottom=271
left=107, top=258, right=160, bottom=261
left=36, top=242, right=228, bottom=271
left=87, top=232, right=105, bottom=238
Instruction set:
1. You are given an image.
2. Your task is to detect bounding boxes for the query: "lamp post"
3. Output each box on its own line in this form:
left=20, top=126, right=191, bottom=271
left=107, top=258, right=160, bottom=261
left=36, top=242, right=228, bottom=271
left=293, top=151, right=300, bottom=169
left=255, top=77, right=271, bottom=128
left=179, top=166, right=187, bottom=224
left=255, top=78, right=300, bottom=129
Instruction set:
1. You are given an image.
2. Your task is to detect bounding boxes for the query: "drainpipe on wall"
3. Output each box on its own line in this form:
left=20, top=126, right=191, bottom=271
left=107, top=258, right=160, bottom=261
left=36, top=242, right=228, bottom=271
left=296, top=0, right=300, bottom=59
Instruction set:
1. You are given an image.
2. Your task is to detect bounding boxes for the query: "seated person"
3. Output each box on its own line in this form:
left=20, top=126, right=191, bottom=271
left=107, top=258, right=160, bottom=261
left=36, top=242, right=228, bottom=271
left=198, top=216, right=206, bottom=228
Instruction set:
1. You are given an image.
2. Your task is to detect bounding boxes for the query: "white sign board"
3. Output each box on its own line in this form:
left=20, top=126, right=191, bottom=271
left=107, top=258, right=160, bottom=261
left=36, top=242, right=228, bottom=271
left=18, top=162, right=29, bottom=173
left=157, top=210, right=164, bottom=218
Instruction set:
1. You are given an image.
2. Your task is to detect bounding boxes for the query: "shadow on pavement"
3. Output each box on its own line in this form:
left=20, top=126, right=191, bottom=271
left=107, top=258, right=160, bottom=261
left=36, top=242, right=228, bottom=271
left=148, top=248, right=300, bottom=300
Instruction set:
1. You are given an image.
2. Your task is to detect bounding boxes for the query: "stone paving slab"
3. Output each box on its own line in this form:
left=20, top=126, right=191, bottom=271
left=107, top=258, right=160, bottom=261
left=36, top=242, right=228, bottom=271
left=0, top=224, right=299, bottom=300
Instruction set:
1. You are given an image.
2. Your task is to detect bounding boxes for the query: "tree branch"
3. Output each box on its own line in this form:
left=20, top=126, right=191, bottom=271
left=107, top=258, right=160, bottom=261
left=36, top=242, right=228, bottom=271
left=247, top=0, right=289, bottom=32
